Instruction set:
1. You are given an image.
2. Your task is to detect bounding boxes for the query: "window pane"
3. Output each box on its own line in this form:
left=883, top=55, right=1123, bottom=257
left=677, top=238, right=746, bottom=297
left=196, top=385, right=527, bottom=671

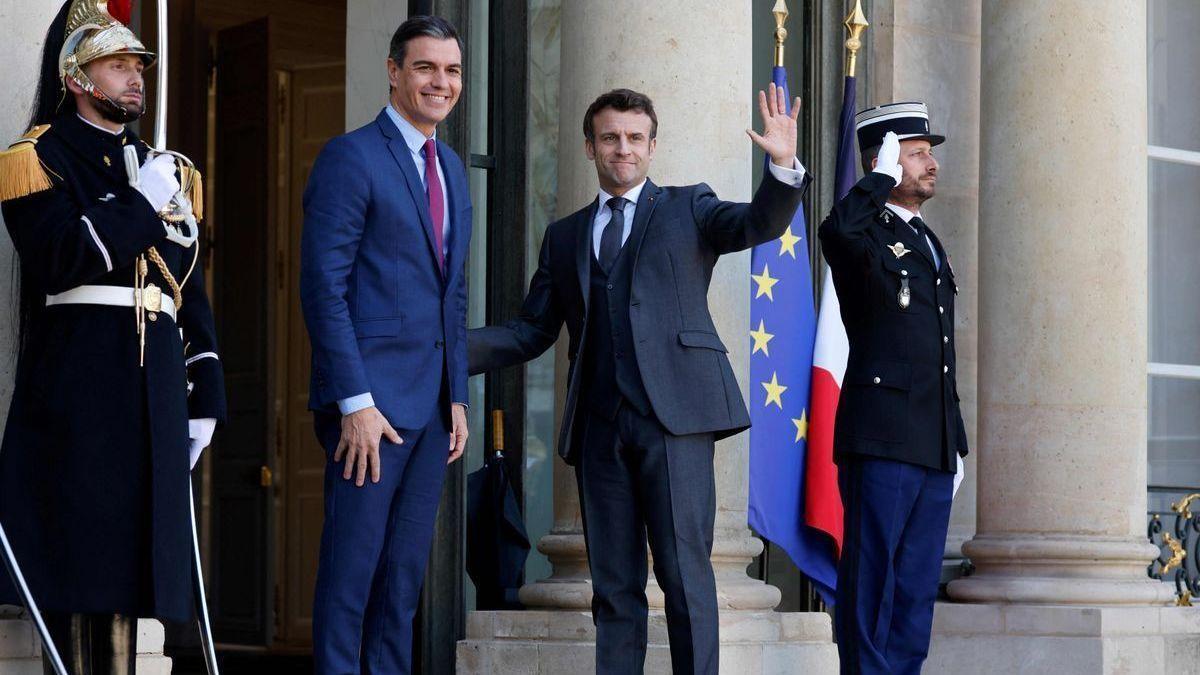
left=1149, top=0, right=1200, bottom=152
left=1149, top=159, right=1200, bottom=365
left=1148, top=375, right=1200, bottom=489
left=522, top=0, right=561, bottom=585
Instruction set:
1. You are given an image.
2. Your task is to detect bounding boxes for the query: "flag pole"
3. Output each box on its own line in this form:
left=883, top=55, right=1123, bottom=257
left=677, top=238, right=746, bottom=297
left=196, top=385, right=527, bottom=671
left=844, top=0, right=869, bottom=78
left=772, top=0, right=789, bottom=68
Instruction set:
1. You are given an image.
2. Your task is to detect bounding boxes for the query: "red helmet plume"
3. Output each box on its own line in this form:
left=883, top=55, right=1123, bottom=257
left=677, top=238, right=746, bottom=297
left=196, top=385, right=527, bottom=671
left=108, top=0, right=134, bottom=25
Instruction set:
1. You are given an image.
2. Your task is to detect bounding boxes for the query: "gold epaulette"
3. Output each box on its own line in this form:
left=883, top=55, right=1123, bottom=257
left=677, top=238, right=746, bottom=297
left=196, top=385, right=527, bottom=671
left=0, top=124, right=54, bottom=202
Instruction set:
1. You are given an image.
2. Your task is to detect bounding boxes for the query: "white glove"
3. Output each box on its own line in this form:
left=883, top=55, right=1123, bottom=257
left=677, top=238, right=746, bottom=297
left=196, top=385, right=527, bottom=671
left=873, top=131, right=903, bottom=186
left=163, top=191, right=199, bottom=248
left=135, top=153, right=180, bottom=213
left=188, top=418, right=217, bottom=470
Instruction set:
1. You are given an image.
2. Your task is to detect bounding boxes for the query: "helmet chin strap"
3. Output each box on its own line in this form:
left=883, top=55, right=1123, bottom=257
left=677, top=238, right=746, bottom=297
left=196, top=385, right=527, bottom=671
left=70, top=75, right=144, bottom=125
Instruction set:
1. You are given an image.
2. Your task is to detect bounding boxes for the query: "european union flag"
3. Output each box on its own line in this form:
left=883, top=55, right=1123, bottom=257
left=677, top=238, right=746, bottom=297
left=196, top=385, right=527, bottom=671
left=747, top=66, right=837, bottom=602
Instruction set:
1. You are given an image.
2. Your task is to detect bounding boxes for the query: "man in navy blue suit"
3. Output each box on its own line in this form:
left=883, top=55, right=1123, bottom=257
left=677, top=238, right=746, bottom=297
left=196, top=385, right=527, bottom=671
left=469, top=87, right=808, bottom=674
left=300, top=15, right=471, bottom=675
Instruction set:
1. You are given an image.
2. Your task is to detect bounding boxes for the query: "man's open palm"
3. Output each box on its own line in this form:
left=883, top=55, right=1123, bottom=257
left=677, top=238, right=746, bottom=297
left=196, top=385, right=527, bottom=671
left=747, top=82, right=801, bottom=168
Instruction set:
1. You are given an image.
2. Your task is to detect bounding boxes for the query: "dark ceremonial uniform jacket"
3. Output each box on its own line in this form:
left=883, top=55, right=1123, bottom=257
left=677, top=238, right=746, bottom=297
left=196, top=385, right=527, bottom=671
left=0, top=113, right=226, bottom=622
left=469, top=173, right=808, bottom=463
left=817, top=172, right=968, bottom=472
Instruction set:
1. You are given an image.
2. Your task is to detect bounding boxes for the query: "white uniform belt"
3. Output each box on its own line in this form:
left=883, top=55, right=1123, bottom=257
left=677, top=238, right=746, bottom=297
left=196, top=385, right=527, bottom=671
left=46, top=285, right=177, bottom=321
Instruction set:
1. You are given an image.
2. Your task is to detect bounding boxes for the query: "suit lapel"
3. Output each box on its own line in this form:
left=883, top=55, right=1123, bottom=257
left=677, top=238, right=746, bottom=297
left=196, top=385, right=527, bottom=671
left=377, top=110, right=443, bottom=278
left=628, top=180, right=661, bottom=274
left=925, top=224, right=950, bottom=274
left=575, top=199, right=599, bottom=310
left=882, top=207, right=937, bottom=271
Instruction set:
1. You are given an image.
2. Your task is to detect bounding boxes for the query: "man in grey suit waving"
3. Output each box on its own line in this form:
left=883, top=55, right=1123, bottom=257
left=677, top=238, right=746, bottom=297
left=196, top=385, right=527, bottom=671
left=469, top=87, right=809, bottom=674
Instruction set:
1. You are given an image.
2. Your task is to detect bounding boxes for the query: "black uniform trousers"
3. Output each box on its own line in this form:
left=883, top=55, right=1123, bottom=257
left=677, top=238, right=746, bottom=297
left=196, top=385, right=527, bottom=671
left=576, top=402, right=718, bottom=675
left=41, top=613, right=136, bottom=675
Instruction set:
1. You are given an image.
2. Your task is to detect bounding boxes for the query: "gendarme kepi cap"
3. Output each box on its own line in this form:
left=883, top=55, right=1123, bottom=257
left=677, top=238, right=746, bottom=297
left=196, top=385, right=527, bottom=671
left=854, top=101, right=945, bottom=151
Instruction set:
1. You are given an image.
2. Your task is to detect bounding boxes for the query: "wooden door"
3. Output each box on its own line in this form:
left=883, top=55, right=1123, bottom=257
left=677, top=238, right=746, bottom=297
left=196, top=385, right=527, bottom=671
left=275, top=62, right=345, bottom=646
left=211, top=17, right=276, bottom=646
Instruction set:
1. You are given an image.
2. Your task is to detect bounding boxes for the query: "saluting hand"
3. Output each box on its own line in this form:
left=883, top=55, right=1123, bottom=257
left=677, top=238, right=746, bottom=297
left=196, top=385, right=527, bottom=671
left=873, top=131, right=904, bottom=186
left=746, top=82, right=801, bottom=169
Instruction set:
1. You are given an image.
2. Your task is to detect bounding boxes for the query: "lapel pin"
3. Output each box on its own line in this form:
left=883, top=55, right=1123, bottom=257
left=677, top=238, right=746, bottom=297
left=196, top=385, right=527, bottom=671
left=881, top=210, right=892, bottom=223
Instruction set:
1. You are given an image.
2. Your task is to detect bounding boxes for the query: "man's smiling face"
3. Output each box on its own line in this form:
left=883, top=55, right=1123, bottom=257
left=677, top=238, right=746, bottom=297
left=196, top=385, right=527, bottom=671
left=586, top=108, right=657, bottom=196
left=387, top=36, right=463, bottom=135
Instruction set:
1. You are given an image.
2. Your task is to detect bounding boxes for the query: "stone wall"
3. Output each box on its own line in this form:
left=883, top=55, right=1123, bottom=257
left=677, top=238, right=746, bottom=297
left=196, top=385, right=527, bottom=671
left=0, top=1, right=59, bottom=437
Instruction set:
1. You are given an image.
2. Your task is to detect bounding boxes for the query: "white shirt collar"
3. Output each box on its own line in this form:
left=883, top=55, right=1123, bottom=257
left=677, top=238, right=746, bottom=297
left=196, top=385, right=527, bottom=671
left=597, top=179, right=647, bottom=212
left=384, top=104, right=435, bottom=155
left=77, top=113, right=124, bottom=136
left=885, top=202, right=920, bottom=223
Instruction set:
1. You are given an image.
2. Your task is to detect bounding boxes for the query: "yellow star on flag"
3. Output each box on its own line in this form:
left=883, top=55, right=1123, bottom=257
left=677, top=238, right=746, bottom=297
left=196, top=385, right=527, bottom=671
left=751, top=264, right=779, bottom=301
left=793, top=411, right=808, bottom=442
left=750, top=319, right=774, bottom=356
left=778, top=226, right=802, bottom=259
left=762, top=372, right=787, bottom=409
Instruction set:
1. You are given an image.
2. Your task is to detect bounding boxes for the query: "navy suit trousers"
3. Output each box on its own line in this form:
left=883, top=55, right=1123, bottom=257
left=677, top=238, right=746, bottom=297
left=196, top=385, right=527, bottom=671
left=311, top=404, right=450, bottom=675
left=835, top=456, right=954, bottom=675
left=576, top=404, right=719, bottom=675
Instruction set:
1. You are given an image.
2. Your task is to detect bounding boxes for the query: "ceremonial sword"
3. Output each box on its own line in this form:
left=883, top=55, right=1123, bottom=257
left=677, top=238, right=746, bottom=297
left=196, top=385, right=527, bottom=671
left=149, top=0, right=221, bottom=672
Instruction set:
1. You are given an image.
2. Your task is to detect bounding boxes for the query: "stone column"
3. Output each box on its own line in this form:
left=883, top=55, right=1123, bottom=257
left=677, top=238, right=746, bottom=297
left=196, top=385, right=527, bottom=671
left=871, top=0, right=983, bottom=576
left=344, top=0, right=407, bottom=130
left=947, top=0, right=1165, bottom=607
left=459, top=0, right=837, bottom=671
left=927, top=2, right=1198, bottom=671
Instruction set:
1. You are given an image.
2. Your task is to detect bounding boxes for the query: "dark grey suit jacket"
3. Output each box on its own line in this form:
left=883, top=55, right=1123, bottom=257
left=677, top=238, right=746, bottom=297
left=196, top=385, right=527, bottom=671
left=469, top=171, right=809, bottom=462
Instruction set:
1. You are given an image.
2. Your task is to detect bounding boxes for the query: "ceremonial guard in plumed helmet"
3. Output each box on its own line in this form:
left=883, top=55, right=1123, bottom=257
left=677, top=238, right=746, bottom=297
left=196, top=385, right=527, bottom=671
left=0, top=1, right=226, bottom=671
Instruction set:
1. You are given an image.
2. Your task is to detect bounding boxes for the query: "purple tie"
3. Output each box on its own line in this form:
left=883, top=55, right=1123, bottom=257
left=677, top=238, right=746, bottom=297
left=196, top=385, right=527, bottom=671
left=423, top=139, right=446, bottom=273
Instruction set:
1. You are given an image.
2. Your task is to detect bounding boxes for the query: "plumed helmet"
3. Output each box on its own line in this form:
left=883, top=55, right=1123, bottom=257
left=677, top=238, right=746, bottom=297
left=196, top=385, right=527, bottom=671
left=58, top=0, right=155, bottom=98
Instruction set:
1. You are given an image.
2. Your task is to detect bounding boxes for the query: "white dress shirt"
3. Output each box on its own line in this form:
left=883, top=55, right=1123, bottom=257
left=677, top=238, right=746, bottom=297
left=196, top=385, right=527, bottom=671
left=591, top=159, right=809, bottom=258
left=884, top=202, right=940, bottom=270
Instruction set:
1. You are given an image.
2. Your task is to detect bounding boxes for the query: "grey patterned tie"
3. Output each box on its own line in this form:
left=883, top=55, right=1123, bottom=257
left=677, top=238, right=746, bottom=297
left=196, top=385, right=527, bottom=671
left=599, top=196, right=628, bottom=272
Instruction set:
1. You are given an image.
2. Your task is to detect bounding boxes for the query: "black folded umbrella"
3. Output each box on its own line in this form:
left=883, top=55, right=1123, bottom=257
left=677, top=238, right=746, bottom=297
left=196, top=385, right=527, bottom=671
left=466, top=416, right=530, bottom=610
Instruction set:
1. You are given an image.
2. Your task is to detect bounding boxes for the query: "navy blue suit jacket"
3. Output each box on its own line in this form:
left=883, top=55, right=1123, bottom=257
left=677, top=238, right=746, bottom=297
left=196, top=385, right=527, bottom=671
left=301, top=109, right=471, bottom=430
left=468, top=173, right=808, bottom=461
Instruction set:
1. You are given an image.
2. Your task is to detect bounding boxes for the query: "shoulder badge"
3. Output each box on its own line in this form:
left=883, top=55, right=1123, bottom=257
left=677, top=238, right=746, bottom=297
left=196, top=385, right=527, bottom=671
left=0, top=124, right=54, bottom=202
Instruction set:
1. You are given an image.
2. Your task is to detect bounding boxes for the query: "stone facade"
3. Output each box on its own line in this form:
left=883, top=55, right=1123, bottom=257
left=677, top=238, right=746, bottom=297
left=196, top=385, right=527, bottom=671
left=2, top=1, right=1198, bottom=673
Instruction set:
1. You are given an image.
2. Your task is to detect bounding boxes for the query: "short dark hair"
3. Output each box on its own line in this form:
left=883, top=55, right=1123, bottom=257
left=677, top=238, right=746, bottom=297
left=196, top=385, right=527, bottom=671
left=388, top=15, right=462, bottom=69
left=583, top=89, right=658, bottom=142
left=860, top=145, right=880, bottom=175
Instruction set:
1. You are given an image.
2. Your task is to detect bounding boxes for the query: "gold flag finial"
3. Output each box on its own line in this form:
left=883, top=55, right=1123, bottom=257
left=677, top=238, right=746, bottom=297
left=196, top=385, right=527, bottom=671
left=844, top=0, right=869, bottom=77
left=772, top=0, right=789, bottom=68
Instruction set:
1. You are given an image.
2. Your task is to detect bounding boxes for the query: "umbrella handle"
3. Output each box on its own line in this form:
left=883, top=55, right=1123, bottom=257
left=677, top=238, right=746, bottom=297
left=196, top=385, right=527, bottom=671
left=491, top=410, right=505, bottom=456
